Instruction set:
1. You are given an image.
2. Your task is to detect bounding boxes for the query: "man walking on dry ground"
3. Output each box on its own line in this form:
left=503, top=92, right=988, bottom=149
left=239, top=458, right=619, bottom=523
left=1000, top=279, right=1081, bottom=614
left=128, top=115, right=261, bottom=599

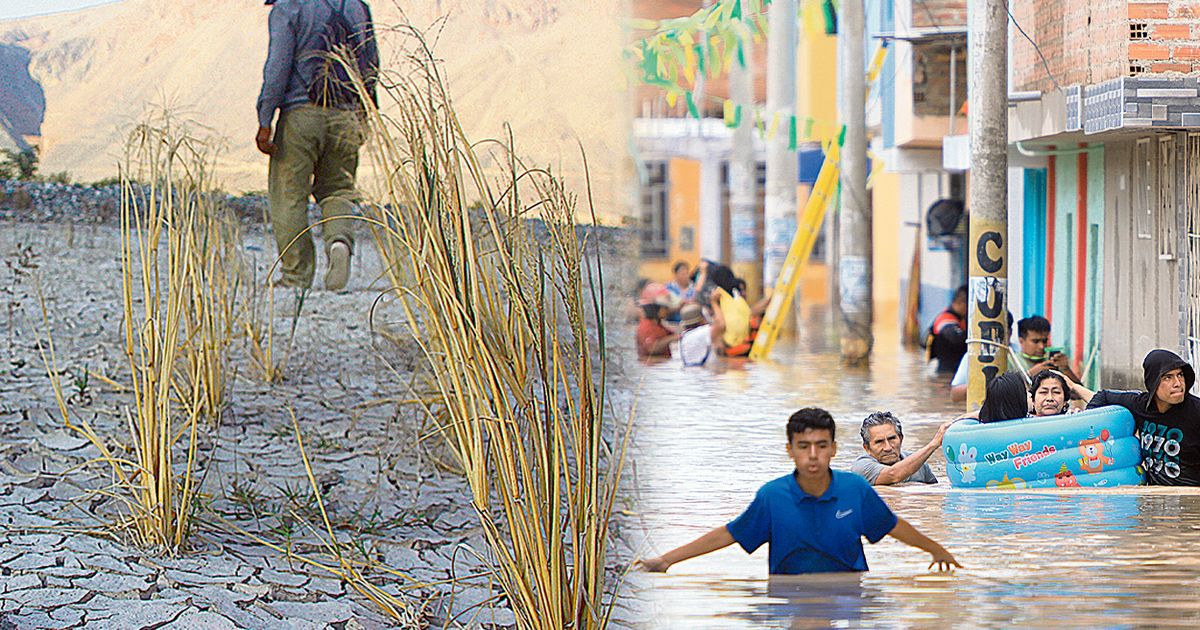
left=256, top=0, right=379, bottom=291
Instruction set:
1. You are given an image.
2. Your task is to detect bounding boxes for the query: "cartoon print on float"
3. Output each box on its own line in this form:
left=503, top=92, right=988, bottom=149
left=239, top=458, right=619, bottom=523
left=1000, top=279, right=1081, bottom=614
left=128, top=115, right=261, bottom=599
left=985, top=472, right=1026, bottom=489
left=942, top=406, right=1143, bottom=488
left=945, top=443, right=978, bottom=483
left=1054, top=463, right=1081, bottom=487
left=1078, top=429, right=1115, bottom=475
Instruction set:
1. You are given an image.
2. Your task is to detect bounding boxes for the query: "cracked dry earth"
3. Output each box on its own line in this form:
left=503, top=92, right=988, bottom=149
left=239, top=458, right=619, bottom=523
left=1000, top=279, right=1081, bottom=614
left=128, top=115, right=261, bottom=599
left=0, top=220, right=643, bottom=630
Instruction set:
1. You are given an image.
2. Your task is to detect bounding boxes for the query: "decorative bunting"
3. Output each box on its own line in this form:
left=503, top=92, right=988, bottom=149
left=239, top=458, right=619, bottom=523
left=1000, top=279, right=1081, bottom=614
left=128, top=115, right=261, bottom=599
left=723, top=100, right=743, bottom=128
left=685, top=92, right=700, bottom=119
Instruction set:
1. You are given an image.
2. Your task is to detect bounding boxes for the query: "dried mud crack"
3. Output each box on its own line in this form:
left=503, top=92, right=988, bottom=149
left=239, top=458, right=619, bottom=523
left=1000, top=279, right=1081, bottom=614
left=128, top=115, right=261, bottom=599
left=0, top=221, right=643, bottom=630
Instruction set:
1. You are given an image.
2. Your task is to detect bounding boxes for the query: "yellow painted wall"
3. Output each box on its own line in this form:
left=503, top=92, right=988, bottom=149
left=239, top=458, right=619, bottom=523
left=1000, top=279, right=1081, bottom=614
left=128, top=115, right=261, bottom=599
left=668, top=157, right=701, bottom=268
left=872, top=170, right=901, bottom=310
left=797, top=27, right=837, bottom=136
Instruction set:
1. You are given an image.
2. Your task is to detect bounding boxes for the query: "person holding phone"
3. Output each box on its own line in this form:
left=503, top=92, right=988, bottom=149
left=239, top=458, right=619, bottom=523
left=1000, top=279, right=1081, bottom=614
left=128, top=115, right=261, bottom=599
left=950, top=314, right=1081, bottom=403
left=1013, top=316, right=1081, bottom=383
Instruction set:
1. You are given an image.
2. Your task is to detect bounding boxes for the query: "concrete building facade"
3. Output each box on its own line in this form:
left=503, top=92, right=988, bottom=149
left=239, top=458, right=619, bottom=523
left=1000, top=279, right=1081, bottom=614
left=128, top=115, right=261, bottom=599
left=1010, top=0, right=1200, bottom=387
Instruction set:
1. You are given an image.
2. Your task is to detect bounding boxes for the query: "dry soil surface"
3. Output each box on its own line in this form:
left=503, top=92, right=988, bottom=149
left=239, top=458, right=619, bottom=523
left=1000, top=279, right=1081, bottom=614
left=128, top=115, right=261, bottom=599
left=0, top=220, right=643, bottom=630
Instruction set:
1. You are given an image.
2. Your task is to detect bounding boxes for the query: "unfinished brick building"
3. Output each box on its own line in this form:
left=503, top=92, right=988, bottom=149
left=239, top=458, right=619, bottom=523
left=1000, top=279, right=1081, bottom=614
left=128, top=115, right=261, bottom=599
left=1006, top=0, right=1200, bottom=387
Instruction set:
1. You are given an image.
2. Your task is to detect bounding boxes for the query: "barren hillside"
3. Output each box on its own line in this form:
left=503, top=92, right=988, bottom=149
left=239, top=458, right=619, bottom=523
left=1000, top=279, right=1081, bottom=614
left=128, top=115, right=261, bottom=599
left=0, top=0, right=633, bottom=221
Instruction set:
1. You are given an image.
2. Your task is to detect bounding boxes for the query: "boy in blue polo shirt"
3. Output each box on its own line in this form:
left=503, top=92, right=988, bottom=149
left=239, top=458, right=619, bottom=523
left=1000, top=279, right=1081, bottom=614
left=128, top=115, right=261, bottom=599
left=640, top=407, right=960, bottom=574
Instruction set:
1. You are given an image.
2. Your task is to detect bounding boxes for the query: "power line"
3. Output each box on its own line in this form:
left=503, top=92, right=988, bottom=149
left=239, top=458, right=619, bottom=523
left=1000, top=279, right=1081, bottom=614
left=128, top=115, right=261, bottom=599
left=1005, top=3, right=1061, bottom=92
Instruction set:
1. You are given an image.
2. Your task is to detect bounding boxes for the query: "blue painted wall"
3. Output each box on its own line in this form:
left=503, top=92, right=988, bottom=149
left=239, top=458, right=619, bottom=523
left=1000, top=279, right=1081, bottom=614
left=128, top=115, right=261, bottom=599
left=1022, top=168, right=1047, bottom=318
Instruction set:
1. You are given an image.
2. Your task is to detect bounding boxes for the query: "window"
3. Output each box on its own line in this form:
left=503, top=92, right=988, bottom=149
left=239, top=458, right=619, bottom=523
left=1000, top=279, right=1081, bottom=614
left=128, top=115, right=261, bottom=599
left=1186, top=134, right=1200, bottom=362
left=1159, top=135, right=1177, bottom=259
left=1134, top=138, right=1153, bottom=239
left=640, top=161, right=669, bottom=258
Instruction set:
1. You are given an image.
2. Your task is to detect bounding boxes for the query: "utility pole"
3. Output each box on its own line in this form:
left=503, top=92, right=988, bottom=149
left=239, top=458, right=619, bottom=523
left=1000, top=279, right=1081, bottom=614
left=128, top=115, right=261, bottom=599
left=965, top=0, right=1009, bottom=408
left=837, top=0, right=871, bottom=364
left=763, top=0, right=797, bottom=304
left=729, top=38, right=759, bottom=299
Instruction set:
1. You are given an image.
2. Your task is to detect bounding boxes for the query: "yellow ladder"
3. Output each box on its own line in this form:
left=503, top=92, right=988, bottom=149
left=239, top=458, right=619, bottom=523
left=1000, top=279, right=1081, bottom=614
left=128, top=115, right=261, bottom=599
left=748, top=42, right=889, bottom=361
left=749, top=132, right=843, bottom=360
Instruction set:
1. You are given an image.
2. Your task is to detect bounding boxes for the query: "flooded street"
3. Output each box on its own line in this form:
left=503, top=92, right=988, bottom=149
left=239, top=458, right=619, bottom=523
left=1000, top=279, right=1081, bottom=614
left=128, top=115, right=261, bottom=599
left=627, top=318, right=1200, bottom=629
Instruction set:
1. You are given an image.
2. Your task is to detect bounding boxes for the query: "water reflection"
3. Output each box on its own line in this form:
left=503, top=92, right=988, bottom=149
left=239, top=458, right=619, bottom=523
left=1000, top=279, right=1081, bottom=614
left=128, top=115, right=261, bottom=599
left=630, top=325, right=1200, bottom=629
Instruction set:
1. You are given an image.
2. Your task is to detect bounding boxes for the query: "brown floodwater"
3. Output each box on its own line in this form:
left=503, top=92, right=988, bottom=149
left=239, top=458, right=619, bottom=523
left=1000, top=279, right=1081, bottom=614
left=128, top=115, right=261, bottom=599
left=628, top=318, right=1200, bottom=629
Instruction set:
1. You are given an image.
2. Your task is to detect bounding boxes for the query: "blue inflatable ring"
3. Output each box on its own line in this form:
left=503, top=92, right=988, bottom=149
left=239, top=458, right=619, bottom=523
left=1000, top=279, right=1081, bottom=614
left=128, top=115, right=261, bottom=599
left=943, top=406, right=1143, bottom=489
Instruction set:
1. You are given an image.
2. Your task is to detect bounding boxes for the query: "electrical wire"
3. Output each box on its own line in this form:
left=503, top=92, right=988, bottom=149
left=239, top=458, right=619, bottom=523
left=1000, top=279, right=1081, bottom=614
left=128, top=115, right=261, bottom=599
left=1005, top=3, right=1062, bottom=92
left=913, top=0, right=944, bottom=33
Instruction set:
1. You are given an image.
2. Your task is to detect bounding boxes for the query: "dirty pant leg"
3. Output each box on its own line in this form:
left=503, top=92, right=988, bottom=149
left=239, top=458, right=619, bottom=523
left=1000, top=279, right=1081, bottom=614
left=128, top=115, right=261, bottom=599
left=311, top=109, right=363, bottom=255
left=268, top=106, right=323, bottom=288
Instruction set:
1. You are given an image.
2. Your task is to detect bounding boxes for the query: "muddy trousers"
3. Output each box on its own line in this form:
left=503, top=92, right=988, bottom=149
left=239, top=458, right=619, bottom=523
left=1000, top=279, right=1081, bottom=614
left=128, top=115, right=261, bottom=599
left=268, top=104, right=363, bottom=288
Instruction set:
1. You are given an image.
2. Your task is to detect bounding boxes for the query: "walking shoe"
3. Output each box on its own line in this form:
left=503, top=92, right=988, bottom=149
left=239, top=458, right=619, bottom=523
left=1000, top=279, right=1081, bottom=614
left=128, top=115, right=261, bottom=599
left=325, top=241, right=351, bottom=291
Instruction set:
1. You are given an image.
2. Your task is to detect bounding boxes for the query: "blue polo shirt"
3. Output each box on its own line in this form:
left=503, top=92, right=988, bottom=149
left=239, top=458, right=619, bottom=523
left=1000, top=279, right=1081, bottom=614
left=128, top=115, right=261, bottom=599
left=725, top=470, right=898, bottom=574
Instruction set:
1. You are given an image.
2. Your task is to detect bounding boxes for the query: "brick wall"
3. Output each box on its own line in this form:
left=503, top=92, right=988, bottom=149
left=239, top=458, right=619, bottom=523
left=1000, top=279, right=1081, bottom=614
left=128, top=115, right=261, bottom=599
left=1128, top=1, right=1200, bottom=73
left=1015, top=0, right=1200, bottom=92
left=1012, top=0, right=1064, bottom=92
left=1013, top=0, right=1125, bottom=92
left=911, top=0, right=967, bottom=29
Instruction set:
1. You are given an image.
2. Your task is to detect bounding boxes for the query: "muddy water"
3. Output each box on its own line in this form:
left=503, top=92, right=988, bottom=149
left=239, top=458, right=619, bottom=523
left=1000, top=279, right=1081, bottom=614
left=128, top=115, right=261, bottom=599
left=629, top=324, right=1200, bottom=629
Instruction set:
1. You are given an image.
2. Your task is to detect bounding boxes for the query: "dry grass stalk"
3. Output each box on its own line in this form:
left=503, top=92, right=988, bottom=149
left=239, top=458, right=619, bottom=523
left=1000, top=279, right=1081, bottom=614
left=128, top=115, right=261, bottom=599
left=240, top=287, right=288, bottom=383
left=39, top=111, right=235, bottom=554
left=354, top=29, right=626, bottom=630
left=114, top=111, right=235, bottom=552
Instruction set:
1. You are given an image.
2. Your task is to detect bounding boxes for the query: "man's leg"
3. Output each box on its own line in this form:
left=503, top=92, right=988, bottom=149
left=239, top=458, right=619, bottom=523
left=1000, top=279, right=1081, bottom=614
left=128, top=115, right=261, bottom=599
left=268, top=106, right=322, bottom=288
left=312, top=109, right=363, bottom=290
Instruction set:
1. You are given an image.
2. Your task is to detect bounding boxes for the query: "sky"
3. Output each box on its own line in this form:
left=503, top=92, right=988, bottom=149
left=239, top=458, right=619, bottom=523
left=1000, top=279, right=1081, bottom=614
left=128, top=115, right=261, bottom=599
left=0, top=0, right=124, bottom=21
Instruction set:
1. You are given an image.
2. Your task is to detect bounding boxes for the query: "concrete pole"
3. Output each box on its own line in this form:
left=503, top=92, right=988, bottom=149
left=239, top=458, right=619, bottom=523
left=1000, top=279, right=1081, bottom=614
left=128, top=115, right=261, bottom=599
left=837, top=0, right=872, bottom=364
left=763, top=0, right=797, bottom=302
left=729, top=38, right=760, bottom=298
left=965, top=0, right=1010, bottom=409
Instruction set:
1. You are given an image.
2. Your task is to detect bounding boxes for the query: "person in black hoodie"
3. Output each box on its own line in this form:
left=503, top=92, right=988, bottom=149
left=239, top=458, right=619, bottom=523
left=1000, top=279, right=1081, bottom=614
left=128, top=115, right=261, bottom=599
left=1086, top=349, right=1200, bottom=485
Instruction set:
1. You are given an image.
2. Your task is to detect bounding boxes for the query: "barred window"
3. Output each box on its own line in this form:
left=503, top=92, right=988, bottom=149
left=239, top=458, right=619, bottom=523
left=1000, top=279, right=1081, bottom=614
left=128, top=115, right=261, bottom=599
left=1186, top=134, right=1200, bottom=362
left=1134, top=138, right=1153, bottom=239
left=1159, top=135, right=1177, bottom=260
left=640, top=162, right=669, bottom=258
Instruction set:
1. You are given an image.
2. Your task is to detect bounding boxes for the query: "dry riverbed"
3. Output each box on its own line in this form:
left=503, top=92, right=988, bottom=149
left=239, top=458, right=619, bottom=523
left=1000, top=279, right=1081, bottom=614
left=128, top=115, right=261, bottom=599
left=0, top=220, right=643, bottom=630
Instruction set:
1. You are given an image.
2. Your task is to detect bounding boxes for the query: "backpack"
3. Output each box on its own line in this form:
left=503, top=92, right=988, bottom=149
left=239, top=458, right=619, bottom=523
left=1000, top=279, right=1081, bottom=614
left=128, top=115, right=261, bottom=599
left=305, top=0, right=380, bottom=109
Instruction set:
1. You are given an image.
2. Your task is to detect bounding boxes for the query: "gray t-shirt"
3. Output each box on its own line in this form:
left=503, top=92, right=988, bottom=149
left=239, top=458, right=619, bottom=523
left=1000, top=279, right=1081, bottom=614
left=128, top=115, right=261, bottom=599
left=851, top=453, right=938, bottom=485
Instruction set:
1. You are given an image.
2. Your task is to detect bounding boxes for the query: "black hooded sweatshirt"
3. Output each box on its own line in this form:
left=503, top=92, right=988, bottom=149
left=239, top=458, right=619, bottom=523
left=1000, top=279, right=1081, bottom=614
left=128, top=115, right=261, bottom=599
left=1087, top=349, right=1200, bottom=486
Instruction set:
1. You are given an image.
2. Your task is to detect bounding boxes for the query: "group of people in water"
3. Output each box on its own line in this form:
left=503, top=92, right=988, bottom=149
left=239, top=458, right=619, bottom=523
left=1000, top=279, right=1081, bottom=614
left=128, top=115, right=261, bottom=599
left=640, top=345, right=1200, bottom=576
left=633, top=259, right=768, bottom=364
left=924, top=288, right=1200, bottom=487
left=636, top=280, right=1200, bottom=575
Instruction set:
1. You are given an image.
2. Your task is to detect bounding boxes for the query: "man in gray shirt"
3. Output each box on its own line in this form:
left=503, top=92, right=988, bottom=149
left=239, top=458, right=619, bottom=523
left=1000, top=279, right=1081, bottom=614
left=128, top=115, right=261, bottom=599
left=851, top=411, right=954, bottom=485
left=255, top=0, right=378, bottom=291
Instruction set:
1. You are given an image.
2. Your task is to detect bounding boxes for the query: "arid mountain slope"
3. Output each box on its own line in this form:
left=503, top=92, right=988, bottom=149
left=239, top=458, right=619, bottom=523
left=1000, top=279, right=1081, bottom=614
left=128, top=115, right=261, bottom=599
left=1, top=0, right=632, bottom=220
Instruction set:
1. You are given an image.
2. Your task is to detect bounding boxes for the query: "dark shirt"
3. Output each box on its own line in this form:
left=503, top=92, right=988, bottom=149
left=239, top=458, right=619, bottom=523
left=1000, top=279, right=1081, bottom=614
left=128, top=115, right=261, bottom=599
left=1087, top=349, right=1200, bottom=485
left=257, top=0, right=377, bottom=127
left=1088, top=389, right=1200, bottom=485
left=929, top=308, right=967, bottom=373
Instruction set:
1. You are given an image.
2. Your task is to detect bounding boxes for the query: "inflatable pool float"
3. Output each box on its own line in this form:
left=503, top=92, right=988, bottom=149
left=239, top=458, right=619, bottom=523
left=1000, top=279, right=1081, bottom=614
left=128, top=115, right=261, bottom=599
left=943, top=406, right=1143, bottom=489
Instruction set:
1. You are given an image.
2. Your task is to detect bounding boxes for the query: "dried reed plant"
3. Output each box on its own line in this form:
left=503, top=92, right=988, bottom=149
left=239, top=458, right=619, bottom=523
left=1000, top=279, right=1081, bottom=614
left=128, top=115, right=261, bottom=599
left=355, top=30, right=626, bottom=630
left=39, top=111, right=237, bottom=553
left=115, top=112, right=240, bottom=551
left=240, top=284, right=292, bottom=384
